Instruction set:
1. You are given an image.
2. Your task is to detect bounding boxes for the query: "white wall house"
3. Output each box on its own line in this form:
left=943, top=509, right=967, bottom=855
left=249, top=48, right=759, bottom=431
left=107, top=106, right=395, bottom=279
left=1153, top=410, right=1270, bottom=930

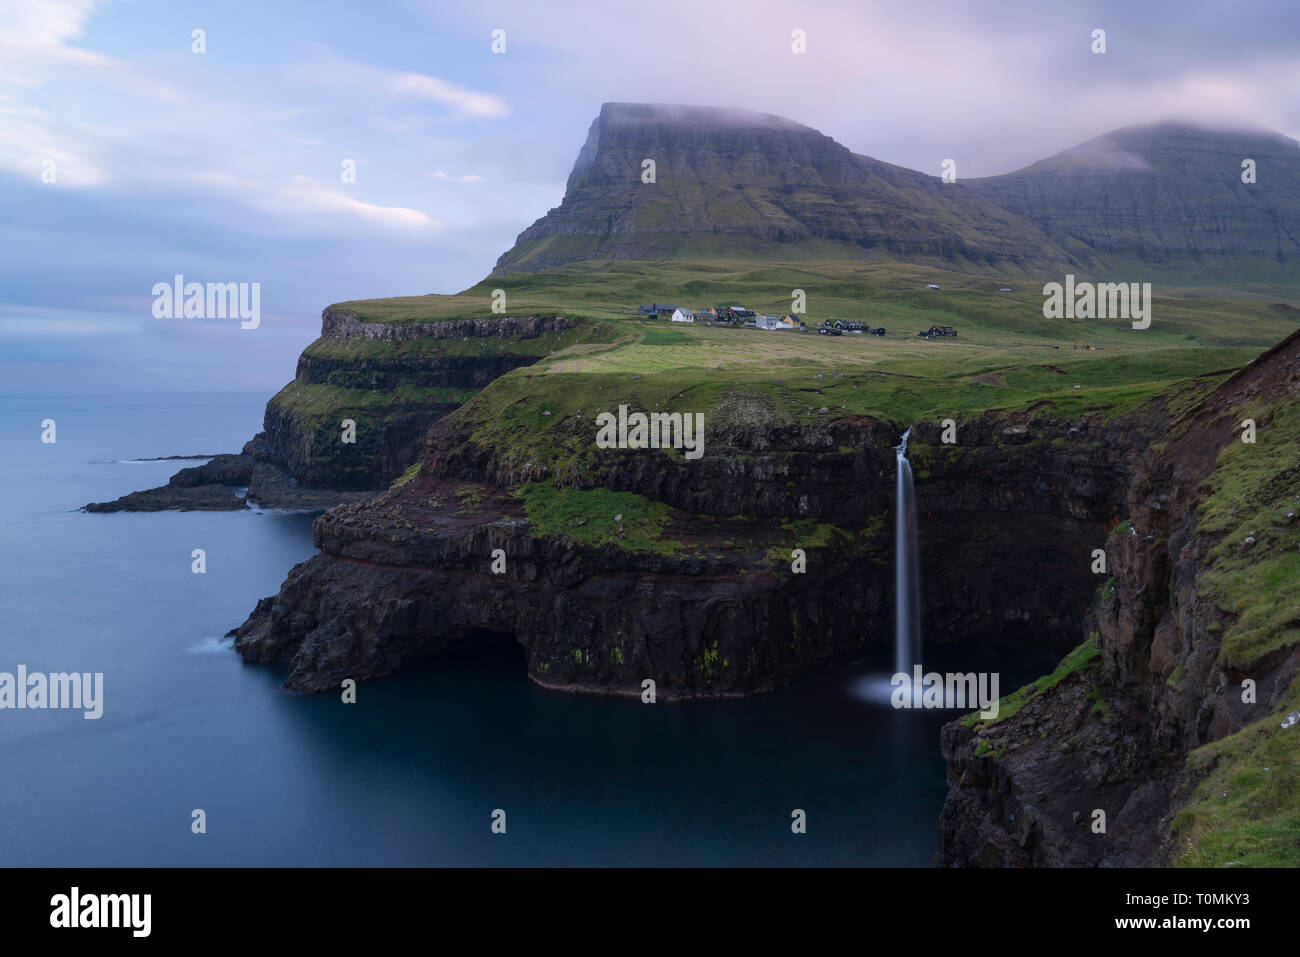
left=755, top=315, right=791, bottom=330
left=671, top=308, right=695, bottom=323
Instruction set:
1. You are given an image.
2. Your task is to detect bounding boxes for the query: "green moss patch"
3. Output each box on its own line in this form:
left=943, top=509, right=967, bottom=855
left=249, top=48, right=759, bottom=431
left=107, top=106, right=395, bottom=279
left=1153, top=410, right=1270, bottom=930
left=517, top=481, right=681, bottom=554
left=962, top=633, right=1102, bottom=731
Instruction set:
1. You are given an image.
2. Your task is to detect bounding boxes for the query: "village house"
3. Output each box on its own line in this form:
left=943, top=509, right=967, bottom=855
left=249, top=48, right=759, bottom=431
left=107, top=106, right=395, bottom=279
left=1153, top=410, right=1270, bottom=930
left=718, top=306, right=756, bottom=324
left=671, top=308, right=695, bottom=323
left=637, top=303, right=679, bottom=318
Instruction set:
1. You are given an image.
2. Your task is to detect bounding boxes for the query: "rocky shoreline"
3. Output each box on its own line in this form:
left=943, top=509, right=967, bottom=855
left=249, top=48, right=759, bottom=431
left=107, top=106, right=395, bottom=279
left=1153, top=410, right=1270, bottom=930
left=84, top=310, right=583, bottom=513
left=84, top=444, right=379, bottom=512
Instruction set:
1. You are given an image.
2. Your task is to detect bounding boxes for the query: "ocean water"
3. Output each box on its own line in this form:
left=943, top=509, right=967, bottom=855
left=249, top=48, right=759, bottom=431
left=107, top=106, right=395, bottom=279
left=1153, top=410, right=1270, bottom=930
left=0, top=392, right=1059, bottom=866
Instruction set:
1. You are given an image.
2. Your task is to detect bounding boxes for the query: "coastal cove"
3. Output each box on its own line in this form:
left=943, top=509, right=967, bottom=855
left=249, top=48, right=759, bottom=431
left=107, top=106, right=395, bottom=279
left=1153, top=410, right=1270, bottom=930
left=0, top=392, right=1060, bottom=866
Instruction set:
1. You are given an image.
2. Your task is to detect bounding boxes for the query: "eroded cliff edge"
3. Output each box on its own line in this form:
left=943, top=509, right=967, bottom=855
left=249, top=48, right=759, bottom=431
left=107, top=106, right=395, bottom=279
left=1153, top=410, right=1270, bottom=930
left=936, top=329, right=1300, bottom=867
left=230, top=393, right=1147, bottom=700
left=86, top=309, right=595, bottom=511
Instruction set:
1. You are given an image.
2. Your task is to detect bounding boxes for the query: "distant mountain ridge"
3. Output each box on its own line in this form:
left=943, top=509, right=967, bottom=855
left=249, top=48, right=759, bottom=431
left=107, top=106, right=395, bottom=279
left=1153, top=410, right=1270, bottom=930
left=493, top=103, right=1300, bottom=284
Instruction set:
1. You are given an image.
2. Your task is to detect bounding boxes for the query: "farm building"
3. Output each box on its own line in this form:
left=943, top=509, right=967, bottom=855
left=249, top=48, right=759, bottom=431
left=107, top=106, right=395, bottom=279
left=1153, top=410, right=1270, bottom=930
left=670, top=308, right=695, bottom=323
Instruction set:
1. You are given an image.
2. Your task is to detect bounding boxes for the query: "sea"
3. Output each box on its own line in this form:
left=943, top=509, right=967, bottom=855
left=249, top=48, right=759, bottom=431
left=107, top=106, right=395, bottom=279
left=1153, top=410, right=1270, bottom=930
left=0, top=392, right=1059, bottom=866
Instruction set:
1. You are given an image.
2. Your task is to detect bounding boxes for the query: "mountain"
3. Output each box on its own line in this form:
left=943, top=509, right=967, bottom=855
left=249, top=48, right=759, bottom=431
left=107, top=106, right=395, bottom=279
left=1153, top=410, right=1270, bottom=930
left=965, top=122, right=1300, bottom=275
left=494, top=103, right=1300, bottom=285
left=495, top=102, right=1062, bottom=273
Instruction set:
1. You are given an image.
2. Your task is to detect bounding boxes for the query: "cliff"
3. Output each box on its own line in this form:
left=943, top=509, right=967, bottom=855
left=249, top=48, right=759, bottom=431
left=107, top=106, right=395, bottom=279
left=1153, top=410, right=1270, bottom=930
left=231, top=403, right=1151, bottom=697
left=935, top=329, right=1300, bottom=867
left=85, top=309, right=598, bottom=511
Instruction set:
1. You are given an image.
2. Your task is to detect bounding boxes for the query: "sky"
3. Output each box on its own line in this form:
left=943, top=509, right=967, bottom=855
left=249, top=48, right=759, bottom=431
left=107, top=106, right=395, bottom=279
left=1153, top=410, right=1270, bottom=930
left=1, top=0, right=1297, bottom=394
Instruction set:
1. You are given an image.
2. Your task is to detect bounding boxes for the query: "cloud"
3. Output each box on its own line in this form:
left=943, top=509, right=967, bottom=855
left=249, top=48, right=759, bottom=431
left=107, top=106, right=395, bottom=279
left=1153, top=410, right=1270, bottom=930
left=294, top=53, right=508, bottom=121
left=388, top=72, right=508, bottom=118
left=431, top=169, right=486, bottom=183
left=273, top=177, right=444, bottom=230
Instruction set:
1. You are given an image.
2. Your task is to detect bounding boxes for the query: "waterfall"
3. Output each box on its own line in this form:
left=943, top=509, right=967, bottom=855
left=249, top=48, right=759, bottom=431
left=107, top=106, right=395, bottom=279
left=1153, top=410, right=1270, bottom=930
left=894, top=428, right=922, bottom=676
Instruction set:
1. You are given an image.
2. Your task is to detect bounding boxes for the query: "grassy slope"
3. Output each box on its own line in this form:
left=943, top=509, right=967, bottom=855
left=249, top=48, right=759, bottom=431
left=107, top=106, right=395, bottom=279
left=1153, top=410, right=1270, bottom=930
left=1169, top=394, right=1300, bottom=867
left=414, top=261, right=1294, bottom=488
left=324, top=259, right=1297, bottom=532
left=269, top=320, right=629, bottom=454
left=330, top=259, right=1300, bottom=333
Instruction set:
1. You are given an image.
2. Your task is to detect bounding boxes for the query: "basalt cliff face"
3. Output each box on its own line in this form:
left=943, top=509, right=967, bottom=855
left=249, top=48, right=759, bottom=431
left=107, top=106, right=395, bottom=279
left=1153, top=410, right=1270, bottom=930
left=252, top=311, right=581, bottom=491
left=232, top=416, right=898, bottom=697
left=232, top=407, right=1143, bottom=698
left=935, top=329, right=1300, bottom=867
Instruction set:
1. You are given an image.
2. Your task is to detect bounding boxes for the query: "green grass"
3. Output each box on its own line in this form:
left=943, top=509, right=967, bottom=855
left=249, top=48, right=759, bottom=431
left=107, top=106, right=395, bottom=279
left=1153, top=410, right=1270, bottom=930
left=1165, top=392, right=1300, bottom=866
left=961, top=634, right=1102, bottom=731
left=389, top=461, right=421, bottom=489
left=1196, top=400, right=1300, bottom=671
left=271, top=381, right=478, bottom=417
left=642, top=328, right=695, bottom=346
left=1171, top=684, right=1300, bottom=867
left=516, top=481, right=681, bottom=554
left=312, top=261, right=1297, bottom=480
left=326, top=259, right=1300, bottom=343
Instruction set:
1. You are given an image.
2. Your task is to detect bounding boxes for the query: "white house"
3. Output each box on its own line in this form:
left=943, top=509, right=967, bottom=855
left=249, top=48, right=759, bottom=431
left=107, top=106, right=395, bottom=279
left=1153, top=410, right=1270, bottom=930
left=671, top=308, right=695, bottom=323
left=926, top=283, right=941, bottom=290
left=755, top=315, right=791, bottom=330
